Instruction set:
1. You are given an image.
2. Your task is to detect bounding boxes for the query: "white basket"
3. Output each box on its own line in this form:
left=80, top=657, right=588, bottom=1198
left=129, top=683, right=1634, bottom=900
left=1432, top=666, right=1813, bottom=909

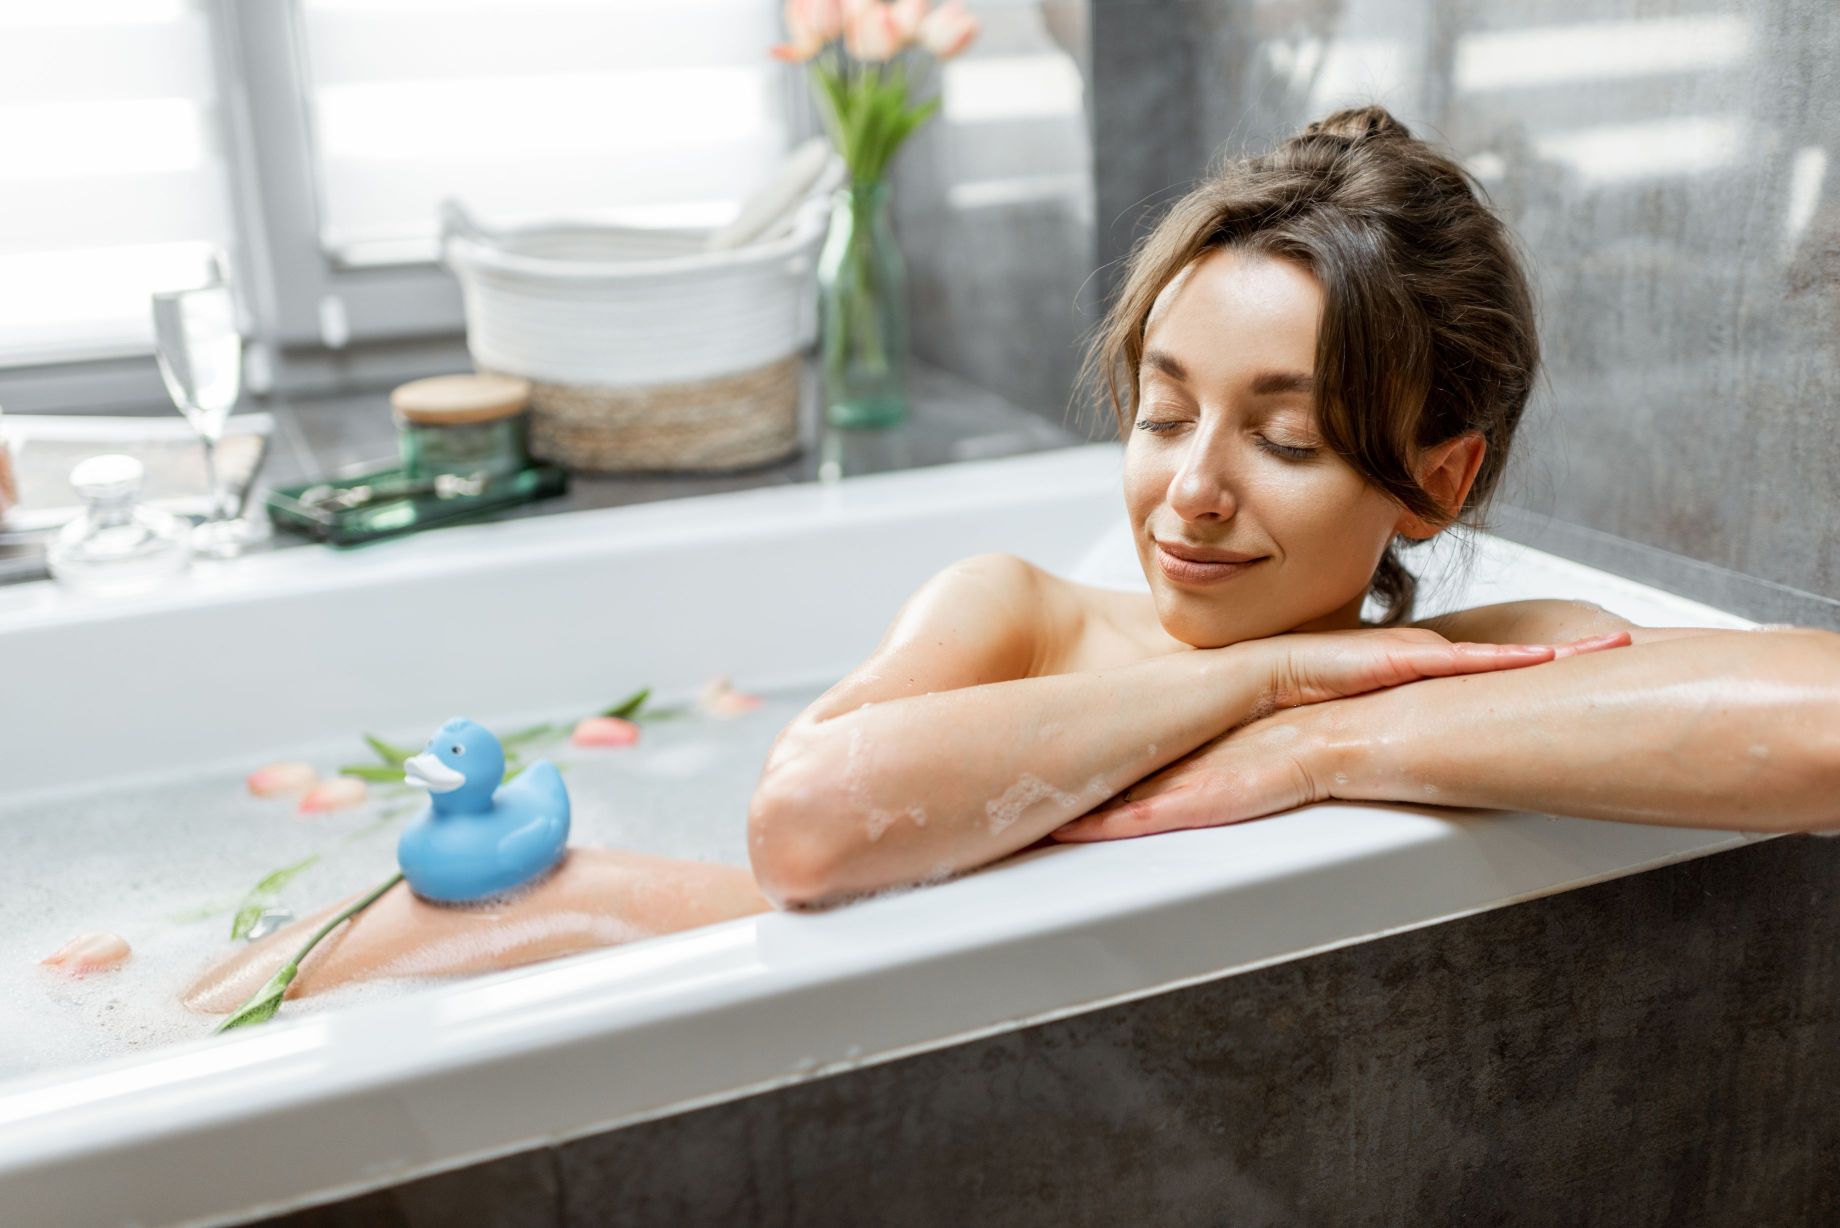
left=440, top=199, right=829, bottom=389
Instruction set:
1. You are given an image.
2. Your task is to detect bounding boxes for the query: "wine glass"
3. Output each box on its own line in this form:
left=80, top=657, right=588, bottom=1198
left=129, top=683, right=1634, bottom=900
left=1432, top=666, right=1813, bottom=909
left=150, top=250, right=268, bottom=558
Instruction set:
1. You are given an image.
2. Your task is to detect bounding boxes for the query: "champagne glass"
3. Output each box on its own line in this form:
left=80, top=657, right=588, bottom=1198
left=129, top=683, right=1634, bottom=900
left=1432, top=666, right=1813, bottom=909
left=151, top=251, right=266, bottom=558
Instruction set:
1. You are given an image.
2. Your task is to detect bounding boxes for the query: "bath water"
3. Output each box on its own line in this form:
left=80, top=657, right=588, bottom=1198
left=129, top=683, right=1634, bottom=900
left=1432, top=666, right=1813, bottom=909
left=0, top=681, right=828, bottom=1084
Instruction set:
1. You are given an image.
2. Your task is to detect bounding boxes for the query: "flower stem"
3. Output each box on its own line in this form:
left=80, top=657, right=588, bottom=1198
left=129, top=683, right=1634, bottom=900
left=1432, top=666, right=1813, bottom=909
left=213, top=870, right=405, bottom=1034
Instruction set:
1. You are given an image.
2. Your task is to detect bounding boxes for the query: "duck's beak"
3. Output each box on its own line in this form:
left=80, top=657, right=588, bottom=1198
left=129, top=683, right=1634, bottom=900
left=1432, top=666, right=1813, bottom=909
left=404, top=752, right=465, bottom=793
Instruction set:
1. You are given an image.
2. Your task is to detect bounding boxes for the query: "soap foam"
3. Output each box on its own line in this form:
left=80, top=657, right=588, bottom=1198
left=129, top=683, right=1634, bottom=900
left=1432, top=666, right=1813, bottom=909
left=985, top=773, right=1085, bottom=837
left=0, top=680, right=829, bottom=1085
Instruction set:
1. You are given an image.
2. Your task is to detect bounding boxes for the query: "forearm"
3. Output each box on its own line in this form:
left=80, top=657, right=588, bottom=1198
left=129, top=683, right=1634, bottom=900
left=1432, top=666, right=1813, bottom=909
left=1319, top=630, right=1840, bottom=833
left=752, top=645, right=1276, bottom=904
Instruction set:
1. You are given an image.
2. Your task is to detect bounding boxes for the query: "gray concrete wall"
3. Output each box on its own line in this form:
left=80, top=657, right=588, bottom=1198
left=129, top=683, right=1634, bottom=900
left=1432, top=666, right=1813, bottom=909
left=1089, top=0, right=1840, bottom=630
left=886, top=1, right=1102, bottom=435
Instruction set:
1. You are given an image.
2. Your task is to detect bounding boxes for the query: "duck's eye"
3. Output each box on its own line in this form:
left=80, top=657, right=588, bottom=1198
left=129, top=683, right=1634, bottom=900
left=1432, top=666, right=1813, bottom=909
left=450, top=744, right=464, bottom=755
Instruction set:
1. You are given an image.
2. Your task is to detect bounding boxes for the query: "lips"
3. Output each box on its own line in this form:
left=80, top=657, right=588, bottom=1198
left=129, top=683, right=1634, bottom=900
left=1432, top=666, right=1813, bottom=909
left=1153, top=540, right=1266, bottom=586
left=1155, top=539, right=1264, bottom=564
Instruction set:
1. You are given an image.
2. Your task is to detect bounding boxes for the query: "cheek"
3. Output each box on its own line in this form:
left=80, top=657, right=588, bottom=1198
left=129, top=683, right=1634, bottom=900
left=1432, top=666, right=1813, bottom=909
left=1282, top=477, right=1395, bottom=557
left=1120, top=446, right=1169, bottom=517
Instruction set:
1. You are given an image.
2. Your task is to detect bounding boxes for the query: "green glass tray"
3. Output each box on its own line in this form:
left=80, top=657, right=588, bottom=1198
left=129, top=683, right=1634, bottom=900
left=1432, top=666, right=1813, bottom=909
left=266, top=461, right=569, bottom=547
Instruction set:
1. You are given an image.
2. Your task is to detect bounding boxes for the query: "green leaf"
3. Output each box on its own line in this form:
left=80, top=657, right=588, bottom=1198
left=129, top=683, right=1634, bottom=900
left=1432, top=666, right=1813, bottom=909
left=211, top=871, right=404, bottom=1035
left=885, top=96, right=940, bottom=156
left=337, top=763, right=409, bottom=783
left=228, top=853, right=322, bottom=940
left=215, top=964, right=298, bottom=1033
left=811, top=64, right=851, bottom=152
left=229, top=902, right=266, bottom=942
left=501, top=722, right=564, bottom=749
left=253, top=854, right=321, bottom=897
left=602, top=687, right=652, bottom=719
left=362, top=732, right=417, bottom=767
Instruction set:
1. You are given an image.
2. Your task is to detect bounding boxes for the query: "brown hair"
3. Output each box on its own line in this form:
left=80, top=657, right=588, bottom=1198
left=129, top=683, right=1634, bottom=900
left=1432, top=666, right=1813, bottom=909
left=1078, top=104, right=1539, bottom=626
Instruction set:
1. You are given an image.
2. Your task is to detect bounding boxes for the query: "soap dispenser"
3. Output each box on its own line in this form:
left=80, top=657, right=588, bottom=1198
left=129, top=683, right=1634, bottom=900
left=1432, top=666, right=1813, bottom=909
left=45, top=454, right=192, bottom=596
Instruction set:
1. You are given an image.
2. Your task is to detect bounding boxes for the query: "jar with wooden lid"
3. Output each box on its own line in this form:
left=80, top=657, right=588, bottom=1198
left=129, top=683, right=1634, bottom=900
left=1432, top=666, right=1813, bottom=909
left=391, top=373, right=532, bottom=481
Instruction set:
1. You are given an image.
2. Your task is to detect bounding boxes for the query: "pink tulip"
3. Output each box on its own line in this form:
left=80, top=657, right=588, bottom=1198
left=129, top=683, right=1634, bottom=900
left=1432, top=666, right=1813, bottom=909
left=771, top=0, right=845, bottom=62
left=845, top=0, right=910, bottom=62
left=41, top=932, right=132, bottom=977
left=246, top=760, right=318, bottom=798
left=799, top=0, right=847, bottom=40
left=890, top=0, right=930, bottom=41
left=572, top=716, right=641, bottom=748
left=918, top=0, right=978, bottom=59
left=298, top=775, right=367, bottom=816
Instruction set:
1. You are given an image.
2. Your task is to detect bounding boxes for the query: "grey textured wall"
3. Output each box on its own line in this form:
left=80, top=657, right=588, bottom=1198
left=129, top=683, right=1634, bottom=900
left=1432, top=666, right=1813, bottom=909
left=1090, top=0, right=1840, bottom=629
left=888, top=1, right=1103, bottom=435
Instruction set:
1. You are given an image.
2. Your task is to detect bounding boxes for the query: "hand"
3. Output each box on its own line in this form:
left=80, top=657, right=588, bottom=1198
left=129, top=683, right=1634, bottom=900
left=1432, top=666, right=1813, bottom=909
left=1254, top=626, right=1632, bottom=709
left=1049, top=705, right=1329, bottom=842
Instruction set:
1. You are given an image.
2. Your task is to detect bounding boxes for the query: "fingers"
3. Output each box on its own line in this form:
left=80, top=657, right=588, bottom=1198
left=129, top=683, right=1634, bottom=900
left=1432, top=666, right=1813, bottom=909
left=1547, top=631, right=1633, bottom=659
left=1442, top=631, right=1633, bottom=673
left=1434, top=642, right=1557, bottom=674
left=1049, top=801, right=1152, bottom=841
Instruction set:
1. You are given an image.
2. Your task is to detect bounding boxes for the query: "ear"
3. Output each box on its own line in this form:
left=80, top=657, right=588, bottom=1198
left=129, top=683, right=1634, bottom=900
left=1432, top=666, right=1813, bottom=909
left=1394, top=431, right=1486, bottom=540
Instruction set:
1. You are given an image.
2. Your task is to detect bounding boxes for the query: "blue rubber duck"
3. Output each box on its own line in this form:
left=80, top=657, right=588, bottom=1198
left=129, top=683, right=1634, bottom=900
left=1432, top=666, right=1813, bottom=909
left=397, top=717, right=571, bottom=903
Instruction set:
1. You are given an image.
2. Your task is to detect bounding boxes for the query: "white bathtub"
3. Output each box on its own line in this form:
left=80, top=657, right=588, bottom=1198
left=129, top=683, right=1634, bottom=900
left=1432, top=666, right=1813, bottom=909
left=0, top=443, right=1769, bottom=1226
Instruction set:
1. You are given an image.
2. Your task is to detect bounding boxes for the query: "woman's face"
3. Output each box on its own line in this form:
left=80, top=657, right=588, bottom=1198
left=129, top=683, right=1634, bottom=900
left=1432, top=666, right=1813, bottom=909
left=1122, top=247, right=1474, bottom=650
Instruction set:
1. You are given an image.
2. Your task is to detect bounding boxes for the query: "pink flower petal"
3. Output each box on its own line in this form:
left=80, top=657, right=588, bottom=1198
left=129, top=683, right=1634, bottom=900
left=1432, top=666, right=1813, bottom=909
left=710, top=691, right=764, bottom=717
left=698, top=675, right=764, bottom=719
left=41, top=931, right=131, bottom=976
left=844, top=2, right=906, bottom=60
left=918, top=0, right=978, bottom=58
left=246, top=761, right=319, bottom=798
left=297, top=776, right=368, bottom=815
left=572, top=716, right=641, bottom=748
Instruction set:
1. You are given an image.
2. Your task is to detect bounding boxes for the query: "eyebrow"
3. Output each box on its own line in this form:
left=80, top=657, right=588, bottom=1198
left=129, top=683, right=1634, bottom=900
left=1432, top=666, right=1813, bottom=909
left=1140, top=348, right=1315, bottom=398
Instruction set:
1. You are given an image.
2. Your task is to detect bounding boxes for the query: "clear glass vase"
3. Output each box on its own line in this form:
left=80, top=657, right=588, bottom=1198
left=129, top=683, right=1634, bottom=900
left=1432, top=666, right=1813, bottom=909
left=817, top=179, right=910, bottom=430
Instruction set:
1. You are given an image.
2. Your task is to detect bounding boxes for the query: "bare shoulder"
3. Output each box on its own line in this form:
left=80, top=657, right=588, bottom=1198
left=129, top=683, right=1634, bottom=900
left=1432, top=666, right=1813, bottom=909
left=773, top=553, right=1050, bottom=738
left=1411, top=598, right=1739, bottom=648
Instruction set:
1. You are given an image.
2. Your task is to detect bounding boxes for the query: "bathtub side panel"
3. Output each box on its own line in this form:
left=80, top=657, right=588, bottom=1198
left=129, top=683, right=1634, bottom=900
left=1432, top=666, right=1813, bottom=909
left=240, top=832, right=1840, bottom=1228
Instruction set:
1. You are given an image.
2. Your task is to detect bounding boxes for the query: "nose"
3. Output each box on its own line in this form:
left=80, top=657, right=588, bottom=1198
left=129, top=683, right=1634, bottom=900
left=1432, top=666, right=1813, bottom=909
left=1165, top=435, right=1239, bottom=524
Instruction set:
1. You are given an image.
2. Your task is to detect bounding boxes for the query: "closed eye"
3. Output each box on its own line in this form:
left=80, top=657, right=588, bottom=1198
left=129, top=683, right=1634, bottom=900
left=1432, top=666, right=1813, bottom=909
left=1133, top=418, right=1319, bottom=460
left=1257, top=437, right=1318, bottom=460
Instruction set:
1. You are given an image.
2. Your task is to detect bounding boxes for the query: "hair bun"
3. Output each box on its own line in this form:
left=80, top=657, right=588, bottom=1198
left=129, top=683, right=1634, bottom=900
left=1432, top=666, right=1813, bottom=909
left=1297, top=105, right=1413, bottom=144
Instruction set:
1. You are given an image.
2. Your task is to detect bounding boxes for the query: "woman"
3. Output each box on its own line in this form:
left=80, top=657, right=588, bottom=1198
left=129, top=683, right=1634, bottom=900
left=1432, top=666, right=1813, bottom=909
left=186, top=105, right=1840, bottom=1013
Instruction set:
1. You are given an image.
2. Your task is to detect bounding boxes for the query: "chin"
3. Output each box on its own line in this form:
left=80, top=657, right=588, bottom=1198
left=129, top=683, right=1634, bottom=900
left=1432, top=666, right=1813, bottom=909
left=1151, top=595, right=1242, bottom=650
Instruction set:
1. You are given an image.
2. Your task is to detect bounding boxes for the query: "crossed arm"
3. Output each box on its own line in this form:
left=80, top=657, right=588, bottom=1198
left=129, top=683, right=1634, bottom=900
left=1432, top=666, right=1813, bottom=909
left=1314, top=610, right=1840, bottom=834
left=751, top=562, right=1840, bottom=907
left=1058, top=601, right=1840, bottom=841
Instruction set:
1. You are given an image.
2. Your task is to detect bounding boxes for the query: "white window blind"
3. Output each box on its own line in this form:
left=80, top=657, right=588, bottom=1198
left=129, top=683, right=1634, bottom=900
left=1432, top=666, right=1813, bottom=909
left=298, top=0, right=792, bottom=266
left=0, top=0, right=235, bottom=365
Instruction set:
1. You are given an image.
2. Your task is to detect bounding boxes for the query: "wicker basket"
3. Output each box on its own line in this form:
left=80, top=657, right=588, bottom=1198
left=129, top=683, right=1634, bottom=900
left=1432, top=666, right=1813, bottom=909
left=441, top=195, right=828, bottom=474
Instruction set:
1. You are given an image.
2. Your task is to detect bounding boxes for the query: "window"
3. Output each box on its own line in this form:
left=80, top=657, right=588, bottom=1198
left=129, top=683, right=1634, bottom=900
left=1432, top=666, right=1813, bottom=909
left=0, top=0, right=803, bottom=404
left=0, top=1, right=237, bottom=365
left=297, top=0, right=792, bottom=266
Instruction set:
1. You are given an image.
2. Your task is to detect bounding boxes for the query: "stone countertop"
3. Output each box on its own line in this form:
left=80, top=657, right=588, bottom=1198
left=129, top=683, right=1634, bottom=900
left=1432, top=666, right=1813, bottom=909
left=0, top=357, right=1091, bottom=586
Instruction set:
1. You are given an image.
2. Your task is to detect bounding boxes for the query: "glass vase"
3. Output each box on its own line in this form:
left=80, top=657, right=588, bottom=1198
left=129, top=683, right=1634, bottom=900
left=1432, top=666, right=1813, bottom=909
left=817, top=179, right=910, bottom=430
